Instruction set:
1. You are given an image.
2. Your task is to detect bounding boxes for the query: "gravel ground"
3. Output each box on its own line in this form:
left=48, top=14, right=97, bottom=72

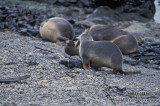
left=0, top=32, right=160, bottom=106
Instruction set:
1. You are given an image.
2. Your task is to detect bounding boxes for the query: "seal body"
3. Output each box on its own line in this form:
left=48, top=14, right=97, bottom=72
left=79, top=30, right=123, bottom=73
left=40, top=17, right=74, bottom=42
left=88, top=25, right=139, bottom=54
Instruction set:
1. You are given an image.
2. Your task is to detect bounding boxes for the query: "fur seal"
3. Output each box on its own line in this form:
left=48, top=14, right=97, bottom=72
left=64, top=40, right=79, bottom=56
left=40, top=17, right=74, bottom=43
left=56, top=36, right=79, bottom=56
left=78, top=29, right=140, bottom=74
left=0, top=75, right=30, bottom=83
left=88, top=25, right=139, bottom=54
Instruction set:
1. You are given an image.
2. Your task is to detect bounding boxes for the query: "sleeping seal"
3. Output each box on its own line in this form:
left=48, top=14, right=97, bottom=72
left=40, top=17, right=74, bottom=43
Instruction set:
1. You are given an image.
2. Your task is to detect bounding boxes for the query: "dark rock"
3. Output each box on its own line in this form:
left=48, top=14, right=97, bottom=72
left=127, top=41, right=160, bottom=69
left=0, top=5, right=49, bottom=36
left=89, top=6, right=118, bottom=21
left=77, top=6, right=115, bottom=27
left=92, top=0, right=155, bottom=22
left=3, top=102, right=16, bottom=106
left=47, top=0, right=57, bottom=3
left=59, top=58, right=83, bottom=68
left=0, top=22, right=7, bottom=29
left=57, top=0, right=65, bottom=3
left=0, top=6, right=9, bottom=10
left=93, top=0, right=154, bottom=8
left=19, top=28, right=28, bottom=35
left=27, top=29, right=39, bottom=36
left=0, top=14, right=8, bottom=21
left=4, top=62, right=16, bottom=65
left=80, top=0, right=92, bottom=6
left=123, top=60, right=139, bottom=66
left=58, top=0, right=77, bottom=3
left=25, top=60, right=39, bottom=66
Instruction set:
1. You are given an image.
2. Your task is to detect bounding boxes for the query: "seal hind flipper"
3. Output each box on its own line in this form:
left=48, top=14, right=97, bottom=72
left=56, top=35, right=69, bottom=42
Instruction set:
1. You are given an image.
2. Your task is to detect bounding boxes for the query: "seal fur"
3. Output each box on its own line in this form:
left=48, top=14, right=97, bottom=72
left=40, top=17, right=74, bottom=43
left=88, top=25, right=139, bottom=54
left=79, top=29, right=141, bottom=74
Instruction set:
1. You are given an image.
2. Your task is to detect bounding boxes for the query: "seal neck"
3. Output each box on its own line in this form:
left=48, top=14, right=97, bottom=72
left=79, top=33, right=93, bottom=43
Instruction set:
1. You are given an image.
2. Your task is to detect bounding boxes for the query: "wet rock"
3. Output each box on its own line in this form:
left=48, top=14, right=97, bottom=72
left=80, top=0, right=92, bottom=6
left=94, top=0, right=154, bottom=8
left=59, top=58, right=83, bottom=68
left=3, top=102, right=17, bottom=106
left=93, top=0, right=155, bottom=22
left=123, top=60, right=139, bottom=66
left=77, top=6, right=115, bottom=27
left=47, top=0, right=57, bottom=3
left=0, top=5, right=49, bottom=36
left=25, top=60, right=39, bottom=66
left=127, top=41, right=160, bottom=70
left=76, top=20, right=95, bottom=28
left=19, top=28, right=27, bottom=35
left=58, top=0, right=77, bottom=3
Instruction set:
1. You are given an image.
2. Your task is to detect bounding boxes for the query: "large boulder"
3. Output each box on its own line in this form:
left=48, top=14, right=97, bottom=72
left=93, top=0, right=155, bottom=22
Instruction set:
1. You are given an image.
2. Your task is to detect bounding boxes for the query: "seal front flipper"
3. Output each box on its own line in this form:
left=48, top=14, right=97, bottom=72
left=82, top=57, right=90, bottom=70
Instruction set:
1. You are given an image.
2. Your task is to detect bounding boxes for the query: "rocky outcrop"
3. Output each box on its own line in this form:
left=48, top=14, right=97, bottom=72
left=33, top=0, right=155, bottom=24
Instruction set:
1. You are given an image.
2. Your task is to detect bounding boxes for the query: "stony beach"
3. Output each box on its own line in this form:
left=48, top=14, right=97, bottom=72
left=0, top=32, right=159, bottom=105
left=0, top=0, right=160, bottom=105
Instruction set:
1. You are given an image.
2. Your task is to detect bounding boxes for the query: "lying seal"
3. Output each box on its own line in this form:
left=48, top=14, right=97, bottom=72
left=88, top=25, right=139, bottom=54
left=40, top=17, right=74, bottom=43
left=78, top=29, right=140, bottom=74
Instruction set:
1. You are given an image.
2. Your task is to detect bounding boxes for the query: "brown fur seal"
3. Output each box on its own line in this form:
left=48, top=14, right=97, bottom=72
left=0, top=75, right=30, bottom=83
left=78, top=29, right=140, bottom=74
left=56, top=36, right=79, bottom=56
left=88, top=25, right=139, bottom=54
left=64, top=40, right=79, bottom=56
left=40, top=17, right=74, bottom=43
